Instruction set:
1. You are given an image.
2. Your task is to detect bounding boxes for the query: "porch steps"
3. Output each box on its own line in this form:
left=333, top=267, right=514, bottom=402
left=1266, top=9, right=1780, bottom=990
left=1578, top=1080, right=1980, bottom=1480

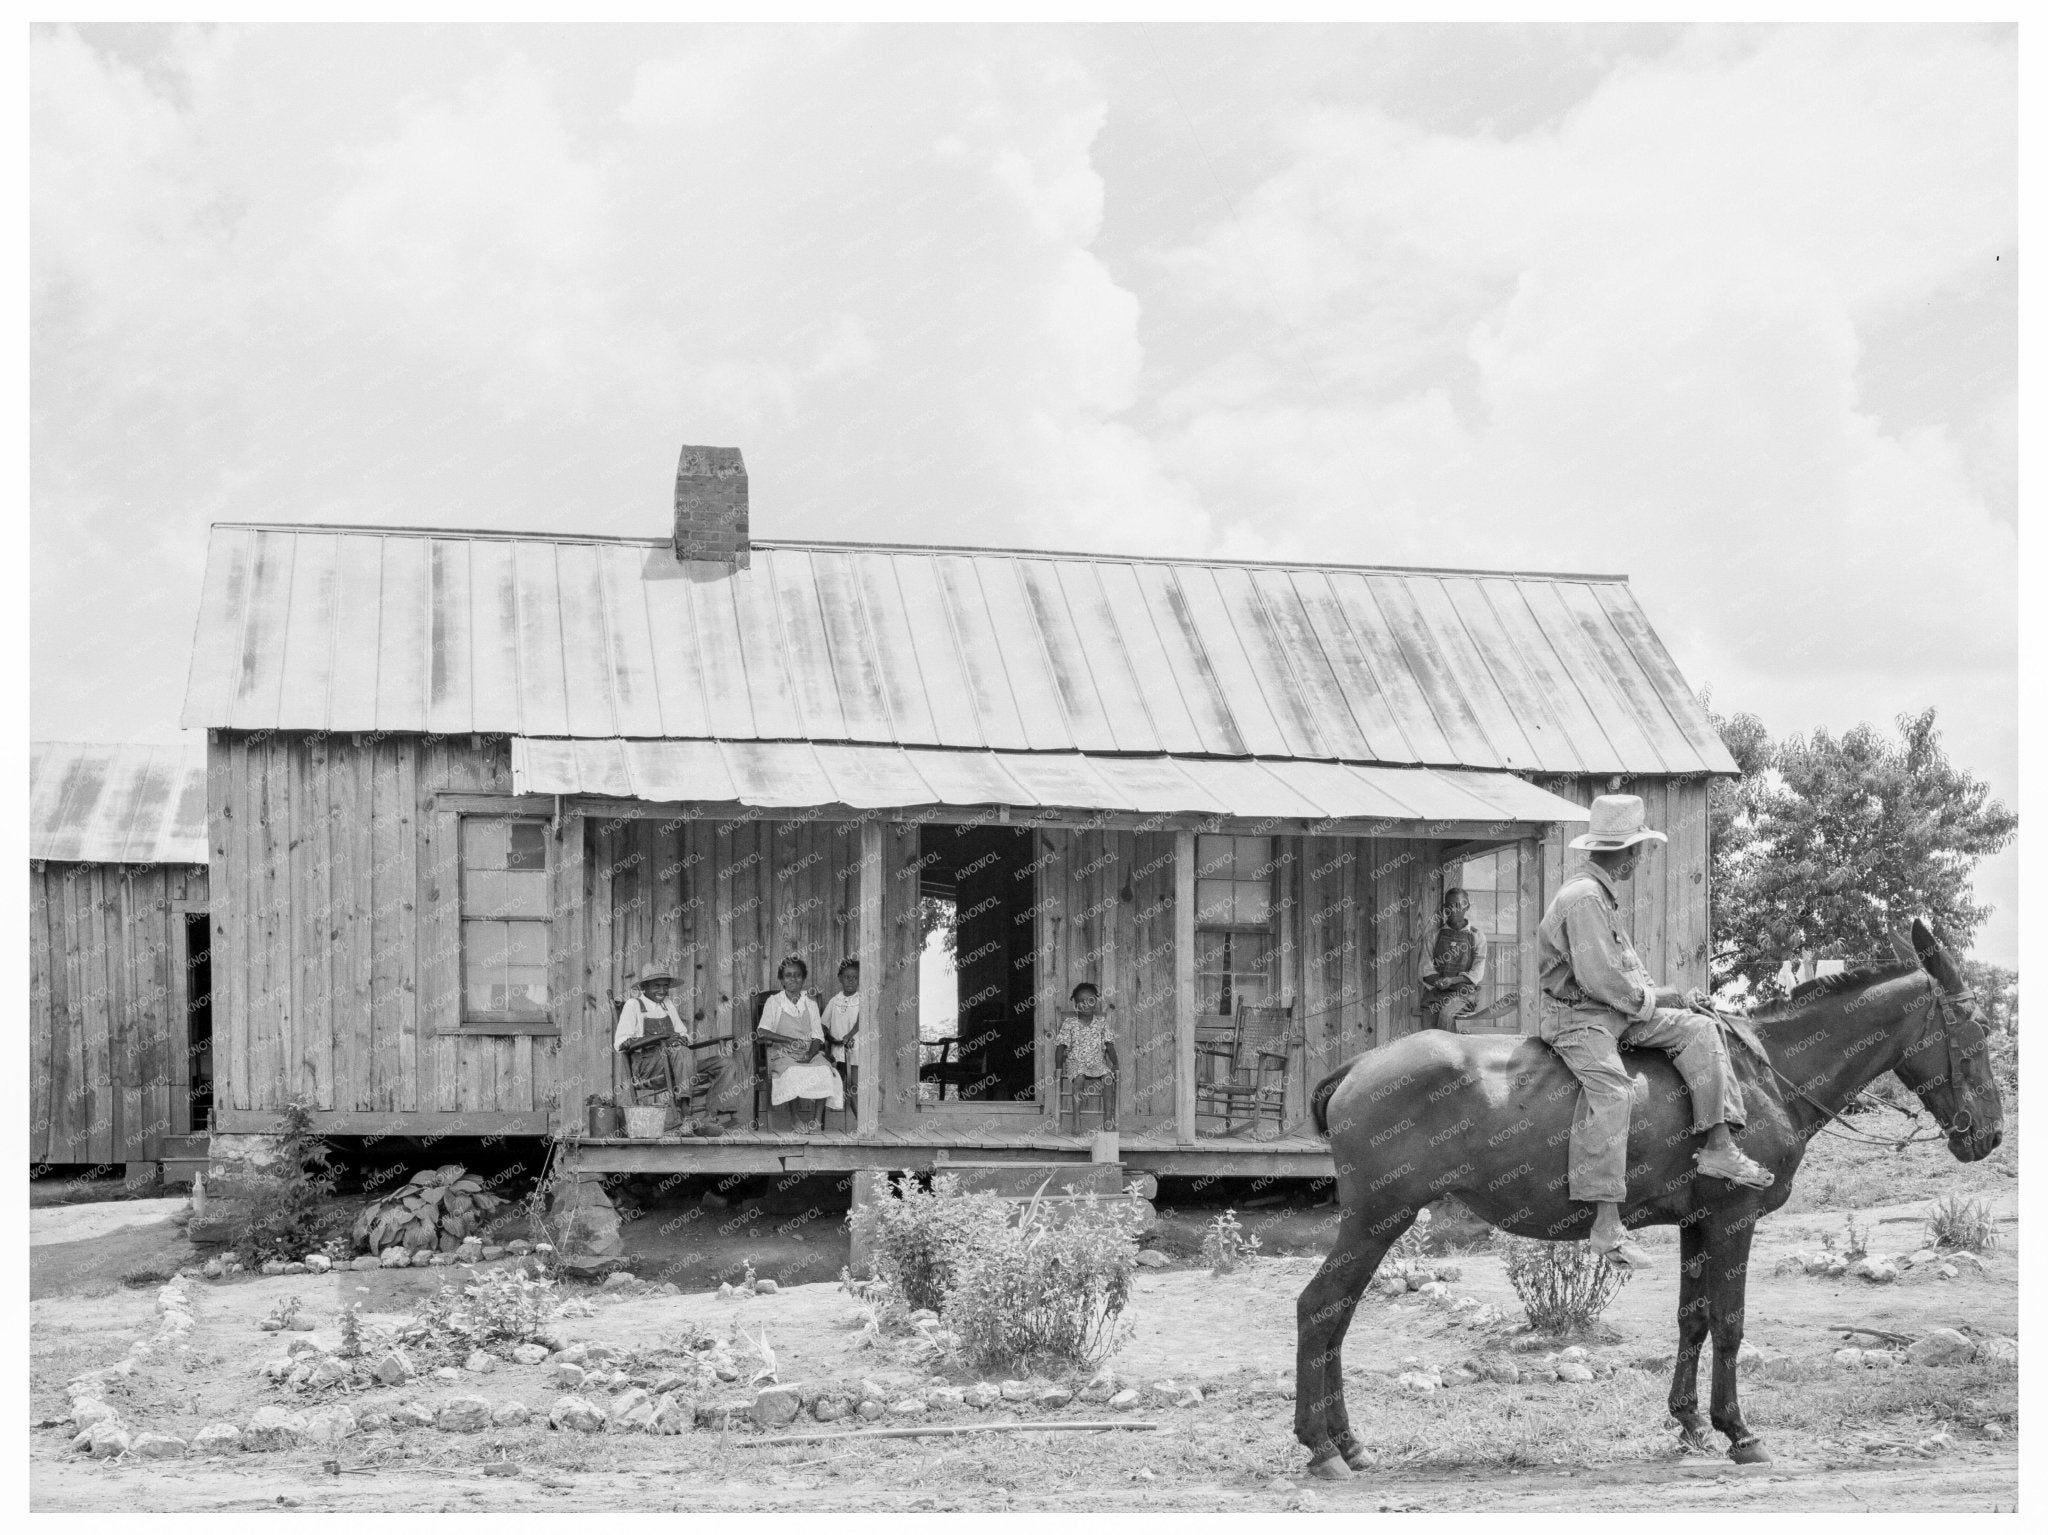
left=161, top=1133, right=210, bottom=1188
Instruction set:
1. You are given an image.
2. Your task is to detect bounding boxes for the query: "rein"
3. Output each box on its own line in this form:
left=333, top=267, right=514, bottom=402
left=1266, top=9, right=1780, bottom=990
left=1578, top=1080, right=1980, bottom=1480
left=1756, top=977, right=1977, bottom=1149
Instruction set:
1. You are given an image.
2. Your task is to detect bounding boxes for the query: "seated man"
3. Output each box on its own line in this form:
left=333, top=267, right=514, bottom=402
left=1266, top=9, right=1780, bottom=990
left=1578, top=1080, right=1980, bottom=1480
left=1536, top=796, right=1773, bottom=1270
left=1420, top=886, right=1486, bottom=1030
left=1054, top=982, right=1119, bottom=1132
left=614, top=962, right=743, bottom=1138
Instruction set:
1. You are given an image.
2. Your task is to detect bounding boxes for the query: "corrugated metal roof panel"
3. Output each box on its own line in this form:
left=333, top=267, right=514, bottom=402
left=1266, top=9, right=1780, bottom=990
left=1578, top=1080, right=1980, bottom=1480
left=184, top=526, right=1736, bottom=776
left=509, top=739, right=1594, bottom=826
left=31, top=742, right=210, bottom=865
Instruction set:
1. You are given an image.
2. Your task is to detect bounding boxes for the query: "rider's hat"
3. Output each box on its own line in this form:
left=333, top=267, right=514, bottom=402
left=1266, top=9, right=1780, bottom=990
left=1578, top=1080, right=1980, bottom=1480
left=1569, top=794, right=1668, bottom=851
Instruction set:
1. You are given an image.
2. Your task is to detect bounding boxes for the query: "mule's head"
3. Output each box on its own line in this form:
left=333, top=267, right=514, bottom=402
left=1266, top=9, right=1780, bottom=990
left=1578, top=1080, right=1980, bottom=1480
left=1889, top=917, right=2004, bottom=1162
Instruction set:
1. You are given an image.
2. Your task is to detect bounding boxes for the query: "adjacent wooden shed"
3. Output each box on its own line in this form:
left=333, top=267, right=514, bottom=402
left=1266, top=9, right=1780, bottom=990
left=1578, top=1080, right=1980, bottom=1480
left=180, top=508, right=1734, bottom=1178
left=30, top=742, right=212, bottom=1166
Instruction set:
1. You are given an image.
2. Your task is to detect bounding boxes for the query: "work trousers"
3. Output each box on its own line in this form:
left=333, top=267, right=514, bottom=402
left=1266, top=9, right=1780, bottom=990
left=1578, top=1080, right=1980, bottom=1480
left=632, top=1041, right=746, bottom=1120
left=1423, top=988, right=1480, bottom=1031
left=1538, top=1002, right=1747, bottom=1204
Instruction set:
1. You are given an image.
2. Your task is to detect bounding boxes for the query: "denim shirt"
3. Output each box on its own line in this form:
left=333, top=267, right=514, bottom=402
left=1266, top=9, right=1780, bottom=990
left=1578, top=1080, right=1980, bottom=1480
left=1535, top=861, right=1658, bottom=1021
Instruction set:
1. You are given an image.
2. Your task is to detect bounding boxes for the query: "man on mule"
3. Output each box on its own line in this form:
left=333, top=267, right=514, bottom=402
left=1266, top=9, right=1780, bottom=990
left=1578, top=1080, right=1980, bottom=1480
left=1537, top=794, right=1773, bottom=1268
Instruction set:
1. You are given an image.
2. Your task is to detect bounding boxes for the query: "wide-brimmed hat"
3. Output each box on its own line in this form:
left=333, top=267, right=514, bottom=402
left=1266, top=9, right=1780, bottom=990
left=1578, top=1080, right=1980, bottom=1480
left=1569, top=794, right=1669, bottom=852
left=636, top=962, right=677, bottom=986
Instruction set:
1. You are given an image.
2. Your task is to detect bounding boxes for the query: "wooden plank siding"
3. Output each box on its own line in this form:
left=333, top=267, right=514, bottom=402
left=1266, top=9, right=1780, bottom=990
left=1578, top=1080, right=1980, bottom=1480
left=27, top=862, right=207, bottom=1163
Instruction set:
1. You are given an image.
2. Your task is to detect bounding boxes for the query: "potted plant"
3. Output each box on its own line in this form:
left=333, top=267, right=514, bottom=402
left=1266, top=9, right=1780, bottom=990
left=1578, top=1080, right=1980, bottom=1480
left=586, top=1092, right=625, bottom=1138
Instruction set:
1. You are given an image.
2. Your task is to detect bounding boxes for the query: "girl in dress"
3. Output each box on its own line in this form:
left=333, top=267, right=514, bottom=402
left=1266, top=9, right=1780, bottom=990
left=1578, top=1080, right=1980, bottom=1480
left=755, top=955, right=842, bottom=1132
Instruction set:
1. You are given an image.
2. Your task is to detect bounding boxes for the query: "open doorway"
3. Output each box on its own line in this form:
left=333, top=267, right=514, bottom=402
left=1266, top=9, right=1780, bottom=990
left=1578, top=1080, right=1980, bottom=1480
left=184, top=913, right=214, bottom=1131
left=916, top=824, right=1038, bottom=1105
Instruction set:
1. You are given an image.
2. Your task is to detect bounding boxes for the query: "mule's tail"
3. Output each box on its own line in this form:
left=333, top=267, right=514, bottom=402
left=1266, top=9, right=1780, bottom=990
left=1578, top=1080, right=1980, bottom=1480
left=1308, top=1061, right=1356, bottom=1138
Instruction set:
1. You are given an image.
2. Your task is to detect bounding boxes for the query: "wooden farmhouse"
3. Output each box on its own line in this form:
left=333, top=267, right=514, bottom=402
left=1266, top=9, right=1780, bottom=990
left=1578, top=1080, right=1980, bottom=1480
left=177, top=446, right=1736, bottom=1182
left=30, top=741, right=213, bottom=1177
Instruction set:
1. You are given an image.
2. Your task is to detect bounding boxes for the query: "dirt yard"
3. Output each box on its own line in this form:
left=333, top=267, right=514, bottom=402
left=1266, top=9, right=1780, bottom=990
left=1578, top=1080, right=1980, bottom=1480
left=29, top=1125, right=2019, bottom=1512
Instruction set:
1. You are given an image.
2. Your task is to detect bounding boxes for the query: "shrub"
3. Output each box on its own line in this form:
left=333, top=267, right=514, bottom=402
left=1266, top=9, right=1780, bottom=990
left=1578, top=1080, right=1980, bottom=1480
left=404, top=1267, right=559, bottom=1358
left=946, top=1194, right=1140, bottom=1376
left=353, top=1164, right=505, bottom=1254
left=1201, top=1209, right=1261, bottom=1275
left=1927, top=1193, right=1997, bottom=1253
left=235, top=1097, right=343, bottom=1264
left=848, top=1172, right=1009, bottom=1313
left=1500, top=1236, right=1631, bottom=1334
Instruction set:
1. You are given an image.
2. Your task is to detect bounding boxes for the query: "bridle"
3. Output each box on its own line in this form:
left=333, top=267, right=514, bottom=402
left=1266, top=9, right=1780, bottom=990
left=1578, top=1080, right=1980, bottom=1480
left=1760, top=974, right=1981, bottom=1149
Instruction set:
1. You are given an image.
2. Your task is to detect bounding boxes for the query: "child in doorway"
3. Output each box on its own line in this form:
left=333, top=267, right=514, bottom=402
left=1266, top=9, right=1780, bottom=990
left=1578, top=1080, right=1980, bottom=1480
left=1054, top=981, right=1119, bottom=1132
left=755, top=955, right=843, bottom=1132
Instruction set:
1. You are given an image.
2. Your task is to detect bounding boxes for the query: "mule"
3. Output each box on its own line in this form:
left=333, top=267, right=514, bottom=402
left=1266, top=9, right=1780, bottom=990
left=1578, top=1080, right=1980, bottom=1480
left=1293, top=916, right=2003, bottom=1479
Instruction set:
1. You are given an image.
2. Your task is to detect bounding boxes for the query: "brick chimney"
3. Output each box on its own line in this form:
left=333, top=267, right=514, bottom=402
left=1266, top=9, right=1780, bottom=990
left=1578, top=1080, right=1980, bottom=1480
left=673, top=444, right=749, bottom=567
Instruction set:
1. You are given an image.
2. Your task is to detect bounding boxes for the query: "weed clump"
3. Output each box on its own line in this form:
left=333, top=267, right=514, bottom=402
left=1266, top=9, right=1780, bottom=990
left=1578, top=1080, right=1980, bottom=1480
left=1500, top=1235, right=1630, bottom=1334
left=1201, top=1209, right=1261, bottom=1275
left=947, top=1194, right=1141, bottom=1376
left=848, top=1172, right=1009, bottom=1313
left=235, top=1098, right=346, bottom=1265
left=1927, top=1193, right=1997, bottom=1253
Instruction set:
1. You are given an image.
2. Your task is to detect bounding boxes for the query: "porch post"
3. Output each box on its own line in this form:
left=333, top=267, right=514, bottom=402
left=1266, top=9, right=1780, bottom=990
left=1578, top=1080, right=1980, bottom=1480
left=1174, top=828, right=1196, bottom=1146
left=857, top=819, right=883, bottom=1135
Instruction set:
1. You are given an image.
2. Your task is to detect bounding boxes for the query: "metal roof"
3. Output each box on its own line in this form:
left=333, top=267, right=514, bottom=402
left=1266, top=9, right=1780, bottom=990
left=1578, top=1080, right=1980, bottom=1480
left=181, top=524, right=1736, bottom=776
left=511, top=738, right=1595, bottom=825
left=31, top=741, right=210, bottom=864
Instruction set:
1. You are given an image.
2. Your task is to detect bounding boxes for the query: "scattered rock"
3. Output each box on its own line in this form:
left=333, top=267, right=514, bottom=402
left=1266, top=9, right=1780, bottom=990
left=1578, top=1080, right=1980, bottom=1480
left=554, top=1343, right=590, bottom=1364
left=927, top=1386, right=966, bottom=1411
left=409, top=1249, right=435, bottom=1268
left=380, top=1248, right=410, bottom=1269
left=1906, top=1328, right=1977, bottom=1367
left=1079, top=1370, right=1120, bottom=1403
left=130, top=1432, right=188, bottom=1460
left=611, top=1389, right=658, bottom=1432
left=1981, top=1422, right=2007, bottom=1441
left=81, top=1423, right=132, bottom=1459
left=1397, top=1371, right=1438, bottom=1395
left=243, top=1406, right=309, bottom=1451
left=463, top=1350, right=498, bottom=1374
left=437, top=1396, right=493, bottom=1433
left=1143, top=1379, right=1182, bottom=1406
left=70, top=1399, right=120, bottom=1432
left=649, top=1395, right=691, bottom=1435
left=192, top=1423, right=243, bottom=1455
left=746, top=1384, right=800, bottom=1429
left=962, top=1383, right=1001, bottom=1410
left=392, top=1402, right=438, bottom=1429
left=302, top=1406, right=358, bottom=1445
left=888, top=1398, right=927, bottom=1417
left=492, top=1401, right=531, bottom=1428
left=857, top=1400, right=886, bottom=1421
left=1555, top=1362, right=1595, bottom=1384
left=350, top=1255, right=381, bottom=1272
left=1949, top=1250, right=1989, bottom=1271
left=373, top=1349, right=416, bottom=1386
left=1134, top=1250, right=1170, bottom=1268
left=999, top=1379, right=1034, bottom=1402
left=305, top=1254, right=333, bottom=1273
left=812, top=1396, right=849, bottom=1423
left=754, top=1279, right=779, bottom=1295
left=507, top=1239, right=533, bottom=1256
left=1034, top=1386, right=1073, bottom=1409
left=1477, top=1356, right=1520, bottom=1385
left=201, top=1258, right=224, bottom=1279
left=1937, top=1264, right=1959, bottom=1279
left=357, top=1409, right=391, bottom=1433
left=601, top=1272, right=639, bottom=1293
left=281, top=1262, right=309, bottom=1275
left=1107, top=1388, right=1140, bottom=1410
left=1905, top=1248, right=1937, bottom=1268
left=482, top=1246, right=506, bottom=1261
left=551, top=1362, right=588, bottom=1391
left=1918, top=1431, right=1956, bottom=1455
left=1976, top=1335, right=2019, bottom=1367
left=511, top=1343, right=550, bottom=1366
left=261, top=1259, right=287, bottom=1276
left=1557, top=1346, right=1588, bottom=1364
left=1833, top=1348, right=1866, bottom=1368
left=432, top=1367, right=461, bottom=1384
left=549, top=1396, right=606, bottom=1433
left=1849, top=1256, right=1899, bottom=1284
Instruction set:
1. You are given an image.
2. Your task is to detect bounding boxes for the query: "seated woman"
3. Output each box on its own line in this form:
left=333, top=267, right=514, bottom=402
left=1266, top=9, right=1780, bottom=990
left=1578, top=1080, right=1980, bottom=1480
left=754, top=955, right=843, bottom=1132
left=1053, top=981, right=1118, bottom=1132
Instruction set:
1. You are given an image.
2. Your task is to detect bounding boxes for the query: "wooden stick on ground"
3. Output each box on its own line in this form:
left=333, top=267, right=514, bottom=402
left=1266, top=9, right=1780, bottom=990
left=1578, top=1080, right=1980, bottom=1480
left=741, top=1419, right=1161, bottom=1449
left=1831, top=1324, right=1915, bottom=1345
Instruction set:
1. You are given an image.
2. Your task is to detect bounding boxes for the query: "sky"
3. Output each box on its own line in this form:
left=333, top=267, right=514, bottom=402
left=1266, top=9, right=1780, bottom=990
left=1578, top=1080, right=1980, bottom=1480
left=30, top=23, right=2019, bottom=962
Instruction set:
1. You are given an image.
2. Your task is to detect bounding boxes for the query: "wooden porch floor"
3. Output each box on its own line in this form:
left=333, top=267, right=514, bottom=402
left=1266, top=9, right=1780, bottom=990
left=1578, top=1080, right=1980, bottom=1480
left=561, top=1125, right=1333, bottom=1178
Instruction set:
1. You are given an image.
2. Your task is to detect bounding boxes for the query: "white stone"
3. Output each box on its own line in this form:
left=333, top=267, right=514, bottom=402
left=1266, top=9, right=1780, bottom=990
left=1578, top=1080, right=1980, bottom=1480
left=1906, top=1328, right=1976, bottom=1367
left=1555, top=1362, right=1595, bottom=1384
left=1397, top=1371, right=1438, bottom=1395
left=193, top=1423, right=243, bottom=1455
left=512, top=1343, right=550, bottom=1365
left=1107, top=1387, right=1140, bottom=1410
left=243, top=1405, right=309, bottom=1451
left=305, top=1254, right=333, bottom=1273
left=549, top=1395, right=606, bottom=1433
left=438, top=1396, right=493, bottom=1432
left=888, top=1398, right=927, bottom=1417
left=963, top=1382, right=1001, bottom=1409
left=380, top=1247, right=410, bottom=1268
left=1134, top=1250, right=1169, bottom=1268
left=69, top=1399, right=120, bottom=1432
left=302, top=1406, right=358, bottom=1445
left=1034, top=1386, right=1073, bottom=1408
left=463, top=1350, right=498, bottom=1374
left=492, top=1401, right=531, bottom=1427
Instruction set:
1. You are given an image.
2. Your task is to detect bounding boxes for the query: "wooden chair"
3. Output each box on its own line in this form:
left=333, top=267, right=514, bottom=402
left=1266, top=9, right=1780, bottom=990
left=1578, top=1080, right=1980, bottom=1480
left=917, top=1037, right=992, bottom=1100
left=608, top=990, right=679, bottom=1111
left=1193, top=999, right=1299, bottom=1137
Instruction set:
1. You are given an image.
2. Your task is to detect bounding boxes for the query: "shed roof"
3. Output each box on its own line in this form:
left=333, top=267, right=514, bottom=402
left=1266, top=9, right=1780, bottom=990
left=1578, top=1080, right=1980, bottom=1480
left=180, top=524, right=1736, bottom=777
left=31, top=741, right=210, bottom=864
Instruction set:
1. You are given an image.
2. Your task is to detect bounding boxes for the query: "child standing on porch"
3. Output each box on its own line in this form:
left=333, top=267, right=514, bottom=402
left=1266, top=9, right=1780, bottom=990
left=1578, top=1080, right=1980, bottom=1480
left=756, top=956, right=843, bottom=1132
left=1054, top=981, right=1119, bottom=1132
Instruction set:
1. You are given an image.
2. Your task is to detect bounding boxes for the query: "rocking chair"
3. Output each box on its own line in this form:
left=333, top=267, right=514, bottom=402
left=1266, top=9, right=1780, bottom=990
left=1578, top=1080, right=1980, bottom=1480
left=1193, top=999, right=1299, bottom=1137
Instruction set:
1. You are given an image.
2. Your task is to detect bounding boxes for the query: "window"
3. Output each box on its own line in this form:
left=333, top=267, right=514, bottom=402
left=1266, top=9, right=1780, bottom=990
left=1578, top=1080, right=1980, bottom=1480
left=1194, top=833, right=1276, bottom=1016
left=461, top=818, right=551, bottom=1025
left=1441, top=845, right=1521, bottom=1012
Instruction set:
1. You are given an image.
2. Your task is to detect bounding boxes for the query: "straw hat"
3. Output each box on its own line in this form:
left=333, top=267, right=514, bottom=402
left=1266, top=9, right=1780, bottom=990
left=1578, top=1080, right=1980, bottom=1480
left=636, top=962, right=677, bottom=987
left=1569, top=794, right=1669, bottom=852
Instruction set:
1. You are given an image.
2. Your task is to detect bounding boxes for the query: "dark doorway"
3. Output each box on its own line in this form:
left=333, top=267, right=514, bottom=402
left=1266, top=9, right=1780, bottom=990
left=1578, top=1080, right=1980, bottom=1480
left=185, top=913, right=213, bottom=1132
left=917, top=824, right=1038, bottom=1104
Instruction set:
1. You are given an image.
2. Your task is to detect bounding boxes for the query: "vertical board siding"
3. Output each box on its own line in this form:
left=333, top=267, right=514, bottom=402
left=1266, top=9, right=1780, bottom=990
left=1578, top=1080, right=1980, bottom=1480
left=27, top=862, right=205, bottom=1163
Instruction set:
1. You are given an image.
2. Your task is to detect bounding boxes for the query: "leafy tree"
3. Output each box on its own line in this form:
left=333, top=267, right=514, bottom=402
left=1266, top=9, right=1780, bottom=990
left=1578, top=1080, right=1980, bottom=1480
left=1711, top=707, right=2016, bottom=996
left=1697, top=693, right=1774, bottom=950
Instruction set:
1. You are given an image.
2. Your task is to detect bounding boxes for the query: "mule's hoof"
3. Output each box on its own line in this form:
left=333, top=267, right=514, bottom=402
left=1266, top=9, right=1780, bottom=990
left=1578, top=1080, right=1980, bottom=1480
left=1306, top=1455, right=1354, bottom=1481
left=1335, top=1432, right=1376, bottom=1471
left=1727, top=1438, right=1772, bottom=1465
left=1677, top=1430, right=1713, bottom=1457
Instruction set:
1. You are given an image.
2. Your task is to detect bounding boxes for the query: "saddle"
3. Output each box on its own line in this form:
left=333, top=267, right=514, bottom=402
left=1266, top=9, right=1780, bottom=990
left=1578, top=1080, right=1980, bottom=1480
left=1694, top=1001, right=1770, bottom=1066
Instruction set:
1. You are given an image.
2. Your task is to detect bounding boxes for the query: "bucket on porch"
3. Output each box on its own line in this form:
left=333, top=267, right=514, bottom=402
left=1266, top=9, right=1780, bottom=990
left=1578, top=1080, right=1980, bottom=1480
left=586, top=1102, right=626, bottom=1137
left=623, top=1105, right=667, bottom=1139
left=1090, top=1130, right=1119, bottom=1163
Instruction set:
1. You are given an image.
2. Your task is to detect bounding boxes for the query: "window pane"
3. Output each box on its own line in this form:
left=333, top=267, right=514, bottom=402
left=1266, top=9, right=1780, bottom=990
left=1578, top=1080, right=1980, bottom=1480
left=504, top=966, right=548, bottom=1017
left=501, top=870, right=549, bottom=917
left=1195, top=835, right=1234, bottom=879
left=1195, top=880, right=1235, bottom=927
left=506, top=920, right=549, bottom=968
left=1233, top=837, right=1273, bottom=878
left=507, top=822, right=547, bottom=870
left=1233, top=880, right=1272, bottom=928
left=463, top=920, right=507, bottom=1014
left=466, top=870, right=506, bottom=915
left=462, top=819, right=507, bottom=871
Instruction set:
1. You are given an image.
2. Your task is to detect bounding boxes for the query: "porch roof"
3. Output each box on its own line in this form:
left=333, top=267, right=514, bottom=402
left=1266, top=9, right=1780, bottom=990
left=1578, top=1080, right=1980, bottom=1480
left=509, top=737, right=1592, bottom=827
